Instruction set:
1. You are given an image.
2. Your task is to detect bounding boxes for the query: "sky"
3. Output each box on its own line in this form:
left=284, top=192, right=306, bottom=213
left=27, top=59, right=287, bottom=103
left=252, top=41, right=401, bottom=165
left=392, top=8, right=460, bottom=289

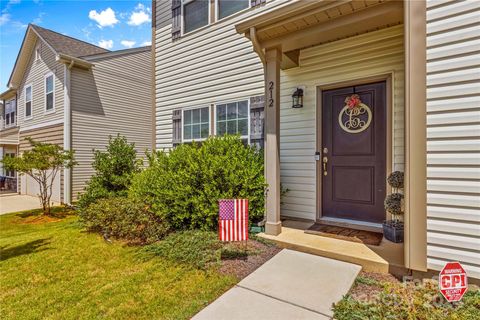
left=0, top=0, right=152, bottom=91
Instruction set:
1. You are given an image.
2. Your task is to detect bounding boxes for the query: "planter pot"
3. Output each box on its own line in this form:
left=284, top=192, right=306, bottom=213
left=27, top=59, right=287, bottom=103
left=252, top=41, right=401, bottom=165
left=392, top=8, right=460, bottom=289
left=382, top=221, right=404, bottom=243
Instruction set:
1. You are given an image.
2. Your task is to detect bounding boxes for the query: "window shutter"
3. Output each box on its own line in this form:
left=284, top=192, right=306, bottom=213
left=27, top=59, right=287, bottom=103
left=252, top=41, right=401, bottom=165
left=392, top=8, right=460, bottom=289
left=172, top=0, right=181, bottom=40
left=250, top=95, right=265, bottom=149
left=251, top=0, right=266, bottom=7
left=172, top=109, right=182, bottom=146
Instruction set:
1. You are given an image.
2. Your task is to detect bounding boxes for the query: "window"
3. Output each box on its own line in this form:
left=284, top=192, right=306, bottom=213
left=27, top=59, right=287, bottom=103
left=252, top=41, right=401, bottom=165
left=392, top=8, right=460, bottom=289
left=35, top=46, right=41, bottom=61
left=4, top=99, right=16, bottom=127
left=5, top=153, right=15, bottom=177
left=25, top=85, right=32, bottom=119
left=217, top=0, right=249, bottom=20
left=45, top=73, right=54, bottom=111
left=183, top=0, right=209, bottom=34
left=183, top=107, right=210, bottom=141
left=216, top=100, right=249, bottom=142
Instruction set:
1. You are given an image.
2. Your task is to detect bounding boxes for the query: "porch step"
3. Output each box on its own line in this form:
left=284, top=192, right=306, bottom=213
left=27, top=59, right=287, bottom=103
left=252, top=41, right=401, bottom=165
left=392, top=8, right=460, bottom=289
left=258, top=226, right=389, bottom=273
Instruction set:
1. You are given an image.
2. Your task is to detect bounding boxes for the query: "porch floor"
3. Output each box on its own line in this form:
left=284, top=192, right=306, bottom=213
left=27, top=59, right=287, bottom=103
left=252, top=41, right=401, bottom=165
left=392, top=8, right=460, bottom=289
left=258, top=220, right=404, bottom=273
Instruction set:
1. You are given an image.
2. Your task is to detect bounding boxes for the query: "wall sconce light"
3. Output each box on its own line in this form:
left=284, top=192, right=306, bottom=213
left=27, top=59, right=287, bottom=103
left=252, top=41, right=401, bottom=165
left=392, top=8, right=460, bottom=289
left=292, top=88, right=304, bottom=108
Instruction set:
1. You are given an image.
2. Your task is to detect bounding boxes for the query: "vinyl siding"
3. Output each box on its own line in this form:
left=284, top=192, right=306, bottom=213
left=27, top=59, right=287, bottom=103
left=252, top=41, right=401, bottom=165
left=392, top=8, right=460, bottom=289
left=154, top=0, right=287, bottom=149
left=0, top=127, right=19, bottom=145
left=279, top=25, right=405, bottom=220
left=16, top=38, right=64, bottom=129
left=426, top=0, right=480, bottom=279
left=18, top=123, right=64, bottom=202
left=70, top=49, right=152, bottom=199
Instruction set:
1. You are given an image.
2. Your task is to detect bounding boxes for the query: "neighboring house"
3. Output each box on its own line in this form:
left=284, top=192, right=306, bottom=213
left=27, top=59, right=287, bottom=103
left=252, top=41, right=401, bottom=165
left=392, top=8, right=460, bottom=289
left=153, top=0, right=480, bottom=278
left=0, top=24, right=152, bottom=203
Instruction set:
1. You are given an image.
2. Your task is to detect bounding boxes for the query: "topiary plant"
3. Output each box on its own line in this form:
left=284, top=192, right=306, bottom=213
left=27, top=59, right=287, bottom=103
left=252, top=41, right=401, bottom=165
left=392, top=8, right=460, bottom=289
left=385, top=171, right=404, bottom=223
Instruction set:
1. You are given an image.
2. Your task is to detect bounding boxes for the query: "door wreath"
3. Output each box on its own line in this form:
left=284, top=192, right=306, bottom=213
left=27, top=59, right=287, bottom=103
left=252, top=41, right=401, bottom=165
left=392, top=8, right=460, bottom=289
left=338, top=94, right=372, bottom=134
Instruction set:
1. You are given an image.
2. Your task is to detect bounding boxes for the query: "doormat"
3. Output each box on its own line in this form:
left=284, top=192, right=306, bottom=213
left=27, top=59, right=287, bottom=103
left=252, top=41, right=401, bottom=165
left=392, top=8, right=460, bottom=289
left=305, top=223, right=383, bottom=246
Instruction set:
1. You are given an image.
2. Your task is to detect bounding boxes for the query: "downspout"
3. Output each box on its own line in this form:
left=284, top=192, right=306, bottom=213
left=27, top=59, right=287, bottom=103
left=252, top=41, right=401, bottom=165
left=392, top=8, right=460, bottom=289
left=249, top=27, right=266, bottom=66
left=63, top=60, right=74, bottom=205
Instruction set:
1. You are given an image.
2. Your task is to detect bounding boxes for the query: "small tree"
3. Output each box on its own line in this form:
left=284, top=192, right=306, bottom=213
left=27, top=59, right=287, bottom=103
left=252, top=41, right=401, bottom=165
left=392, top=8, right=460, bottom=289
left=78, top=134, right=141, bottom=210
left=2, top=138, right=76, bottom=215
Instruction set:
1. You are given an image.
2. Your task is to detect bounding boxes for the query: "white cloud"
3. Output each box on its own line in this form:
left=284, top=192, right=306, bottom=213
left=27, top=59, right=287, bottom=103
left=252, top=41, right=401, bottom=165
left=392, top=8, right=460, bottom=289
left=88, top=8, right=119, bottom=28
left=98, top=39, right=113, bottom=49
left=142, top=41, right=151, bottom=46
left=120, top=40, right=136, bottom=48
left=0, top=13, right=10, bottom=26
left=127, top=3, right=151, bottom=26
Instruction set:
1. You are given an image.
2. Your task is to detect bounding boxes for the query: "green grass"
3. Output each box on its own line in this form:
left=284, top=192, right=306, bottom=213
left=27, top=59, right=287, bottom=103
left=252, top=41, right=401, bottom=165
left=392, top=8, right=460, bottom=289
left=0, top=210, right=236, bottom=320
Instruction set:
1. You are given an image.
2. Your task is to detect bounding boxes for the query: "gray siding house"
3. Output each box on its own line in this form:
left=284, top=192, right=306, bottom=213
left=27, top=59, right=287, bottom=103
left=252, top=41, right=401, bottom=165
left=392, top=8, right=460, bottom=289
left=153, top=0, right=480, bottom=279
left=0, top=24, right=152, bottom=202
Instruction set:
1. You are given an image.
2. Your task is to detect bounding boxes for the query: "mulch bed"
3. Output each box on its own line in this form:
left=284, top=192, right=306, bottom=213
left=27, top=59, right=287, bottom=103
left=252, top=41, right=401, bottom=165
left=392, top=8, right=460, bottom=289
left=305, top=223, right=384, bottom=246
left=349, top=271, right=400, bottom=302
left=218, top=238, right=281, bottom=279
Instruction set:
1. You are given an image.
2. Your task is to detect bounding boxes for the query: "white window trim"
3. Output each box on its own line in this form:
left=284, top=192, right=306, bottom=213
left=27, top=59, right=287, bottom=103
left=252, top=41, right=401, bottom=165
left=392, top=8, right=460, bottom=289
left=4, top=153, right=16, bottom=178
left=214, top=99, right=250, bottom=144
left=181, top=0, right=211, bottom=36
left=215, top=0, right=251, bottom=22
left=4, top=98, right=16, bottom=128
left=24, top=83, right=33, bottom=120
left=44, top=72, right=55, bottom=114
left=181, top=105, right=211, bottom=143
left=35, top=45, right=41, bottom=62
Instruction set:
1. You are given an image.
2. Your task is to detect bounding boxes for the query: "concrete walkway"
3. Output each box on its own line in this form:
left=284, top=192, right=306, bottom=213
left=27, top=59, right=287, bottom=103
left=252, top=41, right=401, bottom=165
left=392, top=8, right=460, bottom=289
left=0, top=193, right=42, bottom=215
left=193, top=249, right=361, bottom=320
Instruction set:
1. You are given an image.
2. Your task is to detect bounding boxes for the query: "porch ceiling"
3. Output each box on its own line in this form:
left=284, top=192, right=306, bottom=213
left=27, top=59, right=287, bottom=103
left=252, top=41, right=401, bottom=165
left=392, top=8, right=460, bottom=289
left=236, top=0, right=404, bottom=67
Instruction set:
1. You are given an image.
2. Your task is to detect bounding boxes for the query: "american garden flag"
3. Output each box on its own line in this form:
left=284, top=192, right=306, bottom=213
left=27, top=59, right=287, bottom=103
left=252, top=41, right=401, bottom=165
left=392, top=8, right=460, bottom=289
left=218, top=199, right=248, bottom=242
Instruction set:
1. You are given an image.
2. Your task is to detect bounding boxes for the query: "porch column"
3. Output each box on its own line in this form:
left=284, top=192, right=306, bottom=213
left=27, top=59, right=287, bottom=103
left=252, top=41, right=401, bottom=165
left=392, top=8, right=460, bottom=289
left=264, top=47, right=282, bottom=235
left=404, top=1, right=427, bottom=271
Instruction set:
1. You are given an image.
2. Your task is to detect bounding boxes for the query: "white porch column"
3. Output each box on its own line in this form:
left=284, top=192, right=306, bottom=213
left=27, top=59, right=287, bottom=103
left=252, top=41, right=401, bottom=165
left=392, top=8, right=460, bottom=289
left=264, top=47, right=282, bottom=235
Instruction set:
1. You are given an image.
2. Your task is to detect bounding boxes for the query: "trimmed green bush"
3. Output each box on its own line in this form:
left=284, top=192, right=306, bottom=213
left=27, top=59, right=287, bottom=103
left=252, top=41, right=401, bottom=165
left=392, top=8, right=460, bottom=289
left=130, top=135, right=266, bottom=231
left=79, top=197, right=169, bottom=244
left=78, top=135, right=142, bottom=209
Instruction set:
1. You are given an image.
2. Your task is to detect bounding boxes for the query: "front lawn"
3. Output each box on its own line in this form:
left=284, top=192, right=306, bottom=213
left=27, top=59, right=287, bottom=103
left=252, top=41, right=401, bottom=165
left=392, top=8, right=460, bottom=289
left=0, top=210, right=239, bottom=319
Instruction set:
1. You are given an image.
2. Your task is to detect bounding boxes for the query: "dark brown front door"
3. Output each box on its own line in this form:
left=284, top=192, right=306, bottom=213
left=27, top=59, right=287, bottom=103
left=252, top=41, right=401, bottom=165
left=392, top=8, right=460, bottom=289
left=321, top=81, right=387, bottom=223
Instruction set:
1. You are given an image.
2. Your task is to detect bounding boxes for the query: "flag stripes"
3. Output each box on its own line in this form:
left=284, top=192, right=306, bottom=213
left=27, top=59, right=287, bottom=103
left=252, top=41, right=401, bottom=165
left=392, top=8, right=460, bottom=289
left=219, top=199, right=248, bottom=242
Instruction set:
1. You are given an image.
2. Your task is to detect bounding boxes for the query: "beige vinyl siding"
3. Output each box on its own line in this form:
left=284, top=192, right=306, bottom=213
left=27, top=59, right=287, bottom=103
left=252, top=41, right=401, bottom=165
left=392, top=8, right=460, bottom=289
left=426, top=0, right=480, bottom=279
left=19, top=123, right=64, bottom=202
left=71, top=49, right=152, bottom=199
left=0, top=127, right=19, bottom=145
left=279, top=25, right=405, bottom=220
left=154, top=0, right=287, bottom=148
left=16, top=38, right=64, bottom=129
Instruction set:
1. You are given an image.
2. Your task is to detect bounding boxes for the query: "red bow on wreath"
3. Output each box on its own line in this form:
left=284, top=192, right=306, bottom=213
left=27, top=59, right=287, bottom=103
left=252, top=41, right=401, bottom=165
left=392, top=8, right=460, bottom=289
left=345, top=94, right=361, bottom=109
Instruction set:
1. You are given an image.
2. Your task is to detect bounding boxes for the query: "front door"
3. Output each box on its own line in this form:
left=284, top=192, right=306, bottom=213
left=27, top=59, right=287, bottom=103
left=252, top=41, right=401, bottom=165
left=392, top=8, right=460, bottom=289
left=321, top=81, right=387, bottom=223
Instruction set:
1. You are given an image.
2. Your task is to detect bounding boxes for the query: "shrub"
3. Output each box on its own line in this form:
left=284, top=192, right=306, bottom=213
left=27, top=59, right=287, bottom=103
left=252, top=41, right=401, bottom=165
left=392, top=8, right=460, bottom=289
left=333, top=279, right=480, bottom=320
left=79, top=197, right=169, bottom=244
left=145, top=230, right=222, bottom=269
left=130, top=135, right=266, bottom=231
left=78, top=135, right=142, bottom=209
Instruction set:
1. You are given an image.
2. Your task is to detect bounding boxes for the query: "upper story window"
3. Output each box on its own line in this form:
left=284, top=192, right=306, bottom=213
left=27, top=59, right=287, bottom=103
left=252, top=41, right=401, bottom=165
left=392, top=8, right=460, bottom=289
left=25, top=85, right=32, bottom=119
left=183, top=0, right=209, bottom=34
left=35, top=46, right=41, bottom=61
left=183, top=106, right=210, bottom=141
left=216, top=100, right=249, bottom=142
left=218, top=0, right=249, bottom=20
left=45, top=73, right=55, bottom=112
left=4, top=99, right=16, bottom=128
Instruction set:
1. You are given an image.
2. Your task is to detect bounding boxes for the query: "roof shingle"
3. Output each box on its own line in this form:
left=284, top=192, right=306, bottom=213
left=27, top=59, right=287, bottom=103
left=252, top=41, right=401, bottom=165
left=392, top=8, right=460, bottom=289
left=31, top=24, right=109, bottom=58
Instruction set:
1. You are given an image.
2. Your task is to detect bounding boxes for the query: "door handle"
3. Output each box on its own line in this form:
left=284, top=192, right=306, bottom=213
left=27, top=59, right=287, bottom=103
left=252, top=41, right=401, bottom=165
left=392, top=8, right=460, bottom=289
left=323, top=156, right=328, bottom=176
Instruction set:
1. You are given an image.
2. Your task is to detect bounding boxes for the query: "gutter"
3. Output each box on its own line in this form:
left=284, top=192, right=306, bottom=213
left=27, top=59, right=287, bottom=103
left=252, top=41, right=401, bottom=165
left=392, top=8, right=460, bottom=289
left=56, top=53, right=92, bottom=69
left=63, top=61, right=73, bottom=204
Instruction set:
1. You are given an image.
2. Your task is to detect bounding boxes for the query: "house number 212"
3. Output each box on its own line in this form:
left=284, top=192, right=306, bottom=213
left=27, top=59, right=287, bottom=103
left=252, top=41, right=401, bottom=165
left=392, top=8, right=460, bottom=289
left=268, top=81, right=274, bottom=107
